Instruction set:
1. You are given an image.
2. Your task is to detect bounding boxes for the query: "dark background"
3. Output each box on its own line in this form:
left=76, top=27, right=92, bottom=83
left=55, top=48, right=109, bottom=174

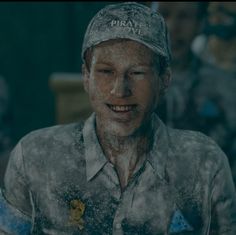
left=0, top=2, right=115, bottom=143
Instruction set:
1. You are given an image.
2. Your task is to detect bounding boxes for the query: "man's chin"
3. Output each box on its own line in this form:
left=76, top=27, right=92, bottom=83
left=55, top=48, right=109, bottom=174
left=104, top=122, right=138, bottom=137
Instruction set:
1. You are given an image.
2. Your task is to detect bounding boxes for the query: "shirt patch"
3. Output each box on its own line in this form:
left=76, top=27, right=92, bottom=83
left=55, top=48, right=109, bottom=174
left=68, top=199, right=85, bottom=230
left=169, top=209, right=194, bottom=234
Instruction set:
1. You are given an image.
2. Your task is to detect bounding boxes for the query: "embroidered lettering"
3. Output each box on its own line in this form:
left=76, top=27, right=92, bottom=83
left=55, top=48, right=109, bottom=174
left=110, top=20, right=142, bottom=35
left=110, top=20, right=117, bottom=27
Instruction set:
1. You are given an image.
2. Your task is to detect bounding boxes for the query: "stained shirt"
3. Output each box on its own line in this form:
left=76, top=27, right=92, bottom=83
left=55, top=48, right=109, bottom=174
left=1, top=113, right=236, bottom=235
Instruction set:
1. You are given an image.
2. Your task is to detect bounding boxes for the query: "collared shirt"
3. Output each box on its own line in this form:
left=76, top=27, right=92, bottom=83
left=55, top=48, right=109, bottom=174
left=1, top=113, right=236, bottom=234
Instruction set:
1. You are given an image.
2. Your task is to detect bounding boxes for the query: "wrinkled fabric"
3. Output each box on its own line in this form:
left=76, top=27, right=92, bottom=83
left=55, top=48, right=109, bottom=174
left=2, top=113, right=236, bottom=234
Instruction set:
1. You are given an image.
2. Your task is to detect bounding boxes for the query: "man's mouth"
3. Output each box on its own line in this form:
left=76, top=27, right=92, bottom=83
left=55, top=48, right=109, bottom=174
left=107, top=104, right=136, bottom=112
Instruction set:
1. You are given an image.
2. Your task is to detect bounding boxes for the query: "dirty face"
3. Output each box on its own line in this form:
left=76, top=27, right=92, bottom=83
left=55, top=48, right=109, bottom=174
left=158, top=2, right=201, bottom=62
left=83, top=40, right=164, bottom=137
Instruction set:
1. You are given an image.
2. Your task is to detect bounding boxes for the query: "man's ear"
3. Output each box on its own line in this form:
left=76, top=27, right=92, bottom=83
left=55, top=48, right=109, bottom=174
left=82, top=64, right=89, bottom=93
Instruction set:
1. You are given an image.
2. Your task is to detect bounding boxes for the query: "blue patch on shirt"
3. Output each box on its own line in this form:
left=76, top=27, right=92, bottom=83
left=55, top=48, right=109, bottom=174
left=169, top=209, right=194, bottom=234
left=0, top=190, right=31, bottom=235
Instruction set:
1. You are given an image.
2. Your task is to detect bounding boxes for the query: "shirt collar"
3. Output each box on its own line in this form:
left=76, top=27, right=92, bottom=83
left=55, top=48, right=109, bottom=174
left=147, top=113, right=174, bottom=181
left=83, top=113, right=108, bottom=181
left=83, top=112, right=173, bottom=182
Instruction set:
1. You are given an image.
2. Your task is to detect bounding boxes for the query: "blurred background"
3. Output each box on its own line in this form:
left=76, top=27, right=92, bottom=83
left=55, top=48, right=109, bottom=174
left=1, top=2, right=236, bottom=186
left=0, top=2, right=115, bottom=185
left=0, top=2, right=114, bottom=143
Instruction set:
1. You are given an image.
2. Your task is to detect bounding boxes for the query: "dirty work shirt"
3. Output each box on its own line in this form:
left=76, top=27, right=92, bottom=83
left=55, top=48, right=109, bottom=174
left=1, top=113, right=236, bottom=235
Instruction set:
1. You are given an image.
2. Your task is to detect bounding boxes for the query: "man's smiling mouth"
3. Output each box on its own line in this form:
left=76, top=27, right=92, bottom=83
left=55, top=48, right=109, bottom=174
left=107, top=104, right=137, bottom=112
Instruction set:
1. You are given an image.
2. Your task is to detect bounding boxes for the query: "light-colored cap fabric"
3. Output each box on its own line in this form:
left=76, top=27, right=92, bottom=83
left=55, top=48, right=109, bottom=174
left=81, top=2, right=172, bottom=64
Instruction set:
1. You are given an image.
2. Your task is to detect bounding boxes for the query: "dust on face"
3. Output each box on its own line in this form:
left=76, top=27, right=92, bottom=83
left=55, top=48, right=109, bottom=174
left=83, top=39, right=162, bottom=137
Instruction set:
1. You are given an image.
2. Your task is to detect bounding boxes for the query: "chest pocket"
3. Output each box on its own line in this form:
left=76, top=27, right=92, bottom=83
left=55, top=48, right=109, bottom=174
left=123, top=179, right=176, bottom=234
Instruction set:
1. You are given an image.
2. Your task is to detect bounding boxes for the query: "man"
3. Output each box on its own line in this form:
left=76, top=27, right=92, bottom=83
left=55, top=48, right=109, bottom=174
left=190, top=2, right=236, bottom=184
left=0, top=2, right=236, bottom=235
left=198, top=2, right=236, bottom=182
left=152, top=2, right=236, bottom=186
left=156, top=2, right=207, bottom=72
left=195, top=2, right=236, bottom=72
left=150, top=2, right=208, bottom=129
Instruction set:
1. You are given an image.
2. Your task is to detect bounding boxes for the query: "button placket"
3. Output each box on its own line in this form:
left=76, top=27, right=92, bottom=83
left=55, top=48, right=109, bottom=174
left=112, top=182, right=135, bottom=235
left=103, top=162, right=122, bottom=201
left=113, top=199, right=125, bottom=235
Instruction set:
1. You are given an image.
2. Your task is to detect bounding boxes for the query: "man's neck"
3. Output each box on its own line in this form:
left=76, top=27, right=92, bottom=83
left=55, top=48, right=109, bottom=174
left=96, top=120, right=155, bottom=190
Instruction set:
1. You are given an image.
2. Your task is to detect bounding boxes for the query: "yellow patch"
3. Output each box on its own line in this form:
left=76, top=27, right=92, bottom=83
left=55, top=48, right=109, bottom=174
left=68, top=199, right=85, bottom=230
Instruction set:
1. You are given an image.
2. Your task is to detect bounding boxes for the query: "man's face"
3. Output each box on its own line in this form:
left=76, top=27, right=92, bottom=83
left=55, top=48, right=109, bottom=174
left=83, top=40, right=165, bottom=137
left=158, top=2, right=201, bottom=61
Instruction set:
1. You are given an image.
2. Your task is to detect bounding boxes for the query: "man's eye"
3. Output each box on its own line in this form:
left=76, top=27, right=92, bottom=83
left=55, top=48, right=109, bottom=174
left=97, top=69, right=113, bottom=74
left=130, top=71, right=146, bottom=75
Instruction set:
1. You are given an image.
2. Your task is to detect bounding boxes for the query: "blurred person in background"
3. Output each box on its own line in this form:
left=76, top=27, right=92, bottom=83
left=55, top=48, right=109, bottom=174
left=157, top=2, right=207, bottom=72
left=0, top=76, right=13, bottom=187
left=151, top=2, right=236, bottom=185
left=191, top=2, right=236, bottom=184
left=150, top=2, right=208, bottom=129
left=194, top=2, right=236, bottom=73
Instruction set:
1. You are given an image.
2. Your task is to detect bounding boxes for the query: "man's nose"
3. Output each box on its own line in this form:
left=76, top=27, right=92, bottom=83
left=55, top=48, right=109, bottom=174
left=110, top=74, right=131, bottom=97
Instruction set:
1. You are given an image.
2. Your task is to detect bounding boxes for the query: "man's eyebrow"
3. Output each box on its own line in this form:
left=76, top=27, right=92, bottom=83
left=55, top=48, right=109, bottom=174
left=95, top=63, right=153, bottom=68
left=95, top=63, right=155, bottom=69
left=94, top=62, right=114, bottom=66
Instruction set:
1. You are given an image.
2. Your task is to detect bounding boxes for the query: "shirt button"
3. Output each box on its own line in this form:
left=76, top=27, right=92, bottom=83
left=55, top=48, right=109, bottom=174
left=115, top=223, right=121, bottom=229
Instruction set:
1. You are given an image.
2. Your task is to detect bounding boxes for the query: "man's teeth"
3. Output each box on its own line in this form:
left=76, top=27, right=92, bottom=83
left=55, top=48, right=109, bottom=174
left=109, top=105, right=133, bottom=112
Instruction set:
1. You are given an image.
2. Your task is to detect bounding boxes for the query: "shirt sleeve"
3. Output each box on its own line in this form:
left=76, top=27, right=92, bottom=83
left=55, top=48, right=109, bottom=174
left=0, top=141, right=32, bottom=234
left=210, top=152, right=236, bottom=235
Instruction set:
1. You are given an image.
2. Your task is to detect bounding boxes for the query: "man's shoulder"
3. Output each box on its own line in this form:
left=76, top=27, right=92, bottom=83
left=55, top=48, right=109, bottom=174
left=12, top=122, right=86, bottom=172
left=21, top=122, right=84, bottom=145
left=169, top=128, right=214, bottom=146
left=163, top=127, right=229, bottom=188
left=167, top=127, right=227, bottom=166
left=18, top=122, right=85, bottom=160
